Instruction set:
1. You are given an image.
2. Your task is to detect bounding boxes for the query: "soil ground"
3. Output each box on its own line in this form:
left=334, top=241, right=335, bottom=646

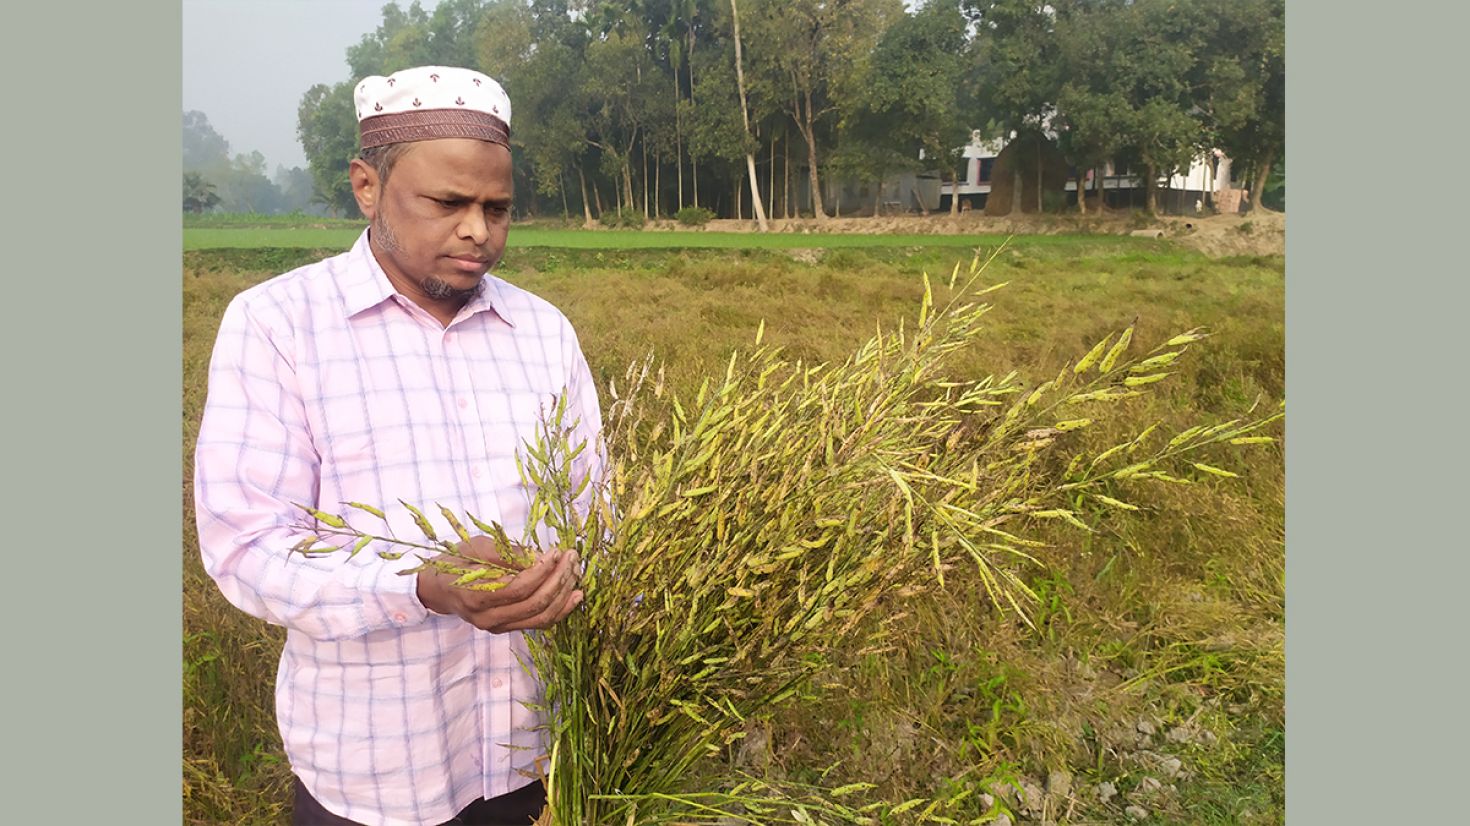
left=651, top=208, right=1286, bottom=258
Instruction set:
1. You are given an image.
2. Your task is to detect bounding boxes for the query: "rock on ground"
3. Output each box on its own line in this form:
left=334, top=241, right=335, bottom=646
left=1020, top=778, right=1045, bottom=813
left=1047, top=769, right=1073, bottom=801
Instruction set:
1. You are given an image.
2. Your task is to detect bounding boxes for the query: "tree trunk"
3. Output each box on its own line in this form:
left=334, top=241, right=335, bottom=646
left=655, top=150, right=661, bottom=219
left=783, top=133, right=791, bottom=219
left=730, top=0, right=769, bottom=231
left=736, top=173, right=742, bottom=220
left=675, top=73, right=684, bottom=209
left=625, top=145, right=636, bottom=215
left=873, top=180, right=883, bottom=218
left=1204, top=156, right=1214, bottom=211
left=1251, top=146, right=1276, bottom=212
left=560, top=171, right=570, bottom=220
left=1035, top=135, right=1043, bottom=213
left=950, top=166, right=960, bottom=216
left=594, top=179, right=604, bottom=219
left=1145, top=162, right=1157, bottom=214
left=1011, top=168, right=1022, bottom=215
left=768, top=131, right=776, bottom=222
left=642, top=140, right=650, bottom=219
left=1076, top=168, right=1087, bottom=215
left=802, top=91, right=825, bottom=220
left=689, top=30, right=700, bottom=209
left=578, top=166, right=593, bottom=226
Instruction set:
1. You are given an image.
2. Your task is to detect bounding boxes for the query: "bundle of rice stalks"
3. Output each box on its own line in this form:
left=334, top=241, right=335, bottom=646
left=298, top=250, right=1282, bottom=824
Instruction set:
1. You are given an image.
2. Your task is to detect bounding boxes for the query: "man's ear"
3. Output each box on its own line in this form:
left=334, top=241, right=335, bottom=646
left=349, top=159, right=380, bottom=221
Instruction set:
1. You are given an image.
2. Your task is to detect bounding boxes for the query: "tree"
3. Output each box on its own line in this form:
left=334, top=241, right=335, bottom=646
left=1053, top=84, right=1124, bottom=214
left=965, top=0, right=1065, bottom=213
left=297, top=81, right=361, bottom=217
left=744, top=0, right=899, bottom=220
left=476, top=0, right=582, bottom=218
left=683, top=39, right=750, bottom=214
left=347, top=1, right=431, bottom=77
left=728, top=0, right=769, bottom=230
left=182, top=172, right=221, bottom=213
left=841, top=0, right=971, bottom=217
left=214, top=150, right=285, bottom=213
left=1048, top=0, right=1208, bottom=214
left=184, top=110, right=294, bottom=214
left=583, top=26, right=664, bottom=215
left=1196, top=0, right=1284, bottom=210
left=1052, top=0, right=1130, bottom=214
left=183, top=110, right=232, bottom=175
left=1115, top=0, right=1211, bottom=213
left=647, top=0, right=705, bottom=210
left=273, top=165, right=321, bottom=214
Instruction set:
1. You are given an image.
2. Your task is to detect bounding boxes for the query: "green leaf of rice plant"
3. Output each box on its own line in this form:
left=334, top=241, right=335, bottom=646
left=1073, top=334, right=1112, bottom=374
left=1099, top=326, right=1134, bottom=373
left=1191, top=462, right=1240, bottom=478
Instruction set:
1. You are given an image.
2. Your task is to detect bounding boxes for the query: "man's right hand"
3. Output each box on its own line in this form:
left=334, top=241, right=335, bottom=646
left=415, top=535, right=583, bottom=633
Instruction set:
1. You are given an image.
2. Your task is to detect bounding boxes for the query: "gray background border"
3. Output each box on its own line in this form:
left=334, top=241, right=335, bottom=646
left=1286, top=1, right=1469, bottom=822
left=7, top=1, right=182, bottom=821
left=6, top=0, right=1467, bottom=821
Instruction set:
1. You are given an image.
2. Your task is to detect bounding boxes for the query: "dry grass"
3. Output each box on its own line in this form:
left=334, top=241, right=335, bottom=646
left=183, top=240, right=1283, bottom=824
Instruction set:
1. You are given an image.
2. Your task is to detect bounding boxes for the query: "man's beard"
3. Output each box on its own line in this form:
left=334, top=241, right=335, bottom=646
left=372, top=210, right=485, bottom=303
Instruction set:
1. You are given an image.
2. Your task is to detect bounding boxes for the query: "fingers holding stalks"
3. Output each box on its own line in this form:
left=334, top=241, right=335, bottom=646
left=417, top=535, right=584, bottom=633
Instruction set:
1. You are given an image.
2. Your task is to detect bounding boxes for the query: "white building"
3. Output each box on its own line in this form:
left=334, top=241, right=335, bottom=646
left=939, top=130, right=1240, bottom=215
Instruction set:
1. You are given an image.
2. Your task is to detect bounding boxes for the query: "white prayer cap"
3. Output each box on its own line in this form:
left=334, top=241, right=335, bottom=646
left=354, top=65, right=511, bottom=150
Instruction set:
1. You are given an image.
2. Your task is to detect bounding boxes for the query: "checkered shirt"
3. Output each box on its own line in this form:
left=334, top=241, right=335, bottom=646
left=193, top=230, right=603, bottom=825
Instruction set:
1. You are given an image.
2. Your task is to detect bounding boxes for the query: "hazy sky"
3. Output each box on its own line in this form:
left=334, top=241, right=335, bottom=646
left=183, top=0, right=444, bottom=172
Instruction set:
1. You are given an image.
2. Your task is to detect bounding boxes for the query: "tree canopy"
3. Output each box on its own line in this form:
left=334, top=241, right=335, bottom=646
left=284, top=0, right=1285, bottom=221
left=183, top=110, right=321, bottom=215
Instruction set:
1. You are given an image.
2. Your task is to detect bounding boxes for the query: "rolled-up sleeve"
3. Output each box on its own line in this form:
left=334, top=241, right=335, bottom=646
left=193, top=294, right=429, bottom=641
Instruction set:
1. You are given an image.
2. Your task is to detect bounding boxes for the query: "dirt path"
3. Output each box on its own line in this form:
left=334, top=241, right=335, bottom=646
left=684, top=209, right=1286, bottom=258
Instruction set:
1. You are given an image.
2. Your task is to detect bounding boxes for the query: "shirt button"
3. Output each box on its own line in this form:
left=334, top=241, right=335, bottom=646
left=471, top=467, right=483, bottom=479
left=393, top=612, right=407, bottom=624
left=491, top=677, right=504, bottom=688
left=458, top=397, right=469, bottom=409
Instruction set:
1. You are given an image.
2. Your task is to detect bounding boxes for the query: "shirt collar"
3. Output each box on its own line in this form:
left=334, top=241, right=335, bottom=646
left=339, top=229, right=517, bottom=328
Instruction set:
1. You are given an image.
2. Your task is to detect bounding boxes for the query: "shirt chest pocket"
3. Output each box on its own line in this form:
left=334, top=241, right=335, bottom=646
left=466, top=388, right=565, bottom=540
left=471, top=388, right=557, bottom=483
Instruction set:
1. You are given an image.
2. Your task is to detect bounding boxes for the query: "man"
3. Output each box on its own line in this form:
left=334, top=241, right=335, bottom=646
left=194, top=66, right=603, bottom=826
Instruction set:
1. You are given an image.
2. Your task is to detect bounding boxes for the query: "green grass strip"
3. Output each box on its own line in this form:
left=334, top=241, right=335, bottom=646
left=184, top=226, right=1151, bottom=252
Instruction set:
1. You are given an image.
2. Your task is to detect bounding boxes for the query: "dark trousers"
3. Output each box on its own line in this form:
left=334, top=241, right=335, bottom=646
left=291, top=776, right=546, bottom=826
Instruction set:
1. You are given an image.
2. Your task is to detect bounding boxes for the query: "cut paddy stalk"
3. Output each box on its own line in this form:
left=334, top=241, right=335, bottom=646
left=295, top=248, right=1282, bottom=824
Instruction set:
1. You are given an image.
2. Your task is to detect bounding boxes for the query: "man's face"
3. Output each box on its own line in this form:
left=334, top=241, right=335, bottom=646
left=350, top=138, right=513, bottom=314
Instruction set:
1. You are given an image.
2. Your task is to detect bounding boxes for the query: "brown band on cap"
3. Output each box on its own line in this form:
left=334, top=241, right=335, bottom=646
left=359, top=109, right=511, bottom=149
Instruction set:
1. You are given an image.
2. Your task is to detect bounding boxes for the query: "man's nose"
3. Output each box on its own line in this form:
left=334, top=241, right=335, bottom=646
left=458, top=209, right=490, bottom=245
